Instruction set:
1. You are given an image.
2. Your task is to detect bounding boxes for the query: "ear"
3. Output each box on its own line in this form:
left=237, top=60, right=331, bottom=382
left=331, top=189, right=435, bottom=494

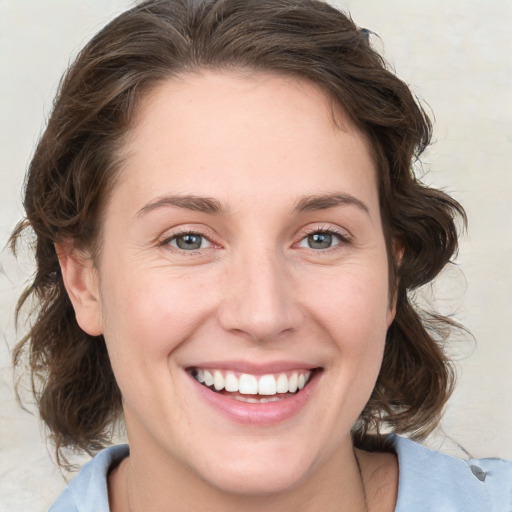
left=386, top=241, right=404, bottom=327
left=56, top=242, right=103, bottom=336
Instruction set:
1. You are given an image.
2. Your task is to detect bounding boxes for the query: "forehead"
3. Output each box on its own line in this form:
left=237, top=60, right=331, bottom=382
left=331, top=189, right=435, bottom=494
left=114, top=70, right=378, bottom=214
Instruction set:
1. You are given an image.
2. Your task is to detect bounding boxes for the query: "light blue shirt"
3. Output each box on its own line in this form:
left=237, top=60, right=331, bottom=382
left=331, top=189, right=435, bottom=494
left=49, top=436, right=512, bottom=511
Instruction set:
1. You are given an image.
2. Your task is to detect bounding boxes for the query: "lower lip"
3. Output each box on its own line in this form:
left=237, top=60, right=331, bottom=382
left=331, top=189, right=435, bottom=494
left=189, top=372, right=320, bottom=426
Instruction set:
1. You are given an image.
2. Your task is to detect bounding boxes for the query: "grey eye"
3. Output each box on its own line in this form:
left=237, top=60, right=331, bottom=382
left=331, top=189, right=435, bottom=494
left=303, top=232, right=338, bottom=250
left=173, top=234, right=206, bottom=250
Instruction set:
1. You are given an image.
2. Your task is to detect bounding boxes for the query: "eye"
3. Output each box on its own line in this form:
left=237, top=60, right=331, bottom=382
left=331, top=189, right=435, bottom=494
left=167, top=233, right=212, bottom=251
left=298, top=230, right=343, bottom=250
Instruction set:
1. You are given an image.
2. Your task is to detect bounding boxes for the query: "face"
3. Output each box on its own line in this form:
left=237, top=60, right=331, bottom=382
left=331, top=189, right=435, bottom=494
left=72, top=71, right=396, bottom=495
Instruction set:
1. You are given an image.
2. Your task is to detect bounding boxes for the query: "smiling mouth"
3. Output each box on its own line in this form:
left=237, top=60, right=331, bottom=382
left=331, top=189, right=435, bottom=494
left=188, top=368, right=318, bottom=403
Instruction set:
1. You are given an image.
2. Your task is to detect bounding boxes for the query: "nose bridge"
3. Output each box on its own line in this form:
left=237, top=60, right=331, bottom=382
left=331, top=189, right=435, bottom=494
left=218, top=243, right=301, bottom=341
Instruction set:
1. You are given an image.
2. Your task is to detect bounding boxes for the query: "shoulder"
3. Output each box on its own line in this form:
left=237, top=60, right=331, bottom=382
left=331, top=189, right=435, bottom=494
left=48, top=444, right=129, bottom=512
left=391, top=436, right=512, bottom=512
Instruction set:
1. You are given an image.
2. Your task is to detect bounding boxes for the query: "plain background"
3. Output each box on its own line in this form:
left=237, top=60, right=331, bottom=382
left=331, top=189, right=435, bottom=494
left=0, top=0, right=511, bottom=509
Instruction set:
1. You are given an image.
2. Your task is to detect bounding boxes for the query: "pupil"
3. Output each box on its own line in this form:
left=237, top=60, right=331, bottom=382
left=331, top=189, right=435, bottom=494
left=308, top=233, right=332, bottom=249
left=177, top=234, right=202, bottom=250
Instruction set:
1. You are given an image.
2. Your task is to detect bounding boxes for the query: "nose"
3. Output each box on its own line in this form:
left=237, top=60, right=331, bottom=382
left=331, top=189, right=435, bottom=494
left=217, top=249, right=303, bottom=342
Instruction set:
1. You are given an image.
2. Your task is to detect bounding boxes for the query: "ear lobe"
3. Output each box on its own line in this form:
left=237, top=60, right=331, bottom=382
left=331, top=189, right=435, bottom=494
left=56, top=242, right=103, bottom=336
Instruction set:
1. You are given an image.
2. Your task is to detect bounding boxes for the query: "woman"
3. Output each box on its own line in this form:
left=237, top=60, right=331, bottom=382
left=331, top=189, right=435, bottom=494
left=10, top=0, right=511, bottom=510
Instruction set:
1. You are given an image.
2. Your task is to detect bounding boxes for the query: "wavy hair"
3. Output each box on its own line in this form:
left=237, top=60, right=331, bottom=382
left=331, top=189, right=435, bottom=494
left=11, top=0, right=466, bottom=464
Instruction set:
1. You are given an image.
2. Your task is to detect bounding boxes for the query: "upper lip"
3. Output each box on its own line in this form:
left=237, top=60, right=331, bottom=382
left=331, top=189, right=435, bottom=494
left=185, top=360, right=319, bottom=375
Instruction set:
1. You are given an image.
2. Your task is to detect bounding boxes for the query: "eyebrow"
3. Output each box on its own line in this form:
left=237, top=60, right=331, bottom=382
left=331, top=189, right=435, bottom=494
left=292, top=193, right=370, bottom=214
left=136, top=194, right=225, bottom=217
left=135, top=192, right=369, bottom=218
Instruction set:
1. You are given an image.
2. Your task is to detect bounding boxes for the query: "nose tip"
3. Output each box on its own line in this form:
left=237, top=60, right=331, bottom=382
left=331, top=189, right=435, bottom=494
left=217, top=257, right=302, bottom=342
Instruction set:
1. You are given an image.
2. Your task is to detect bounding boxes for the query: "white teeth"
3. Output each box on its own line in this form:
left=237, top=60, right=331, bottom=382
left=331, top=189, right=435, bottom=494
left=258, top=374, right=277, bottom=395
left=233, top=396, right=284, bottom=403
left=239, top=373, right=258, bottom=394
left=193, top=368, right=313, bottom=396
left=224, top=371, right=239, bottom=392
left=233, top=396, right=260, bottom=403
left=276, top=373, right=289, bottom=393
left=288, top=372, right=298, bottom=393
left=204, top=370, right=214, bottom=387
left=213, top=370, right=224, bottom=391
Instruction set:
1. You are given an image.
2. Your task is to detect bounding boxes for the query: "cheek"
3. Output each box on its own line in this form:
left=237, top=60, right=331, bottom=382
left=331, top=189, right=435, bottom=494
left=98, top=265, right=216, bottom=364
left=302, top=265, right=391, bottom=342
left=97, top=267, right=219, bottom=422
left=298, top=262, right=391, bottom=403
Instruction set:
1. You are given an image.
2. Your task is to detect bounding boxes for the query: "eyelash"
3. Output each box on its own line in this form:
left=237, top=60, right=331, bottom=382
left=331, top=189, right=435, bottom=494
left=158, top=229, right=216, bottom=253
left=298, top=226, right=352, bottom=250
left=158, top=226, right=351, bottom=253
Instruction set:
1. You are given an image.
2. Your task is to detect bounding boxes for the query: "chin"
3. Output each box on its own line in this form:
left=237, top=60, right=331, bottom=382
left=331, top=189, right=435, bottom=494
left=202, top=459, right=311, bottom=497
left=197, top=435, right=323, bottom=497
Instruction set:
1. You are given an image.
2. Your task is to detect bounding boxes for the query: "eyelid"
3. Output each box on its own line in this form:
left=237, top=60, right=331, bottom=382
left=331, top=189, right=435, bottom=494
left=295, top=224, right=352, bottom=250
left=169, top=233, right=212, bottom=250
left=156, top=223, right=352, bottom=253
left=157, top=225, right=221, bottom=251
left=300, top=224, right=352, bottom=241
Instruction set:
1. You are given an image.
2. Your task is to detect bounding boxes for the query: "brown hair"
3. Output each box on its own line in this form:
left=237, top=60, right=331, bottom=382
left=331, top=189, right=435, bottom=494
left=11, top=0, right=466, bottom=463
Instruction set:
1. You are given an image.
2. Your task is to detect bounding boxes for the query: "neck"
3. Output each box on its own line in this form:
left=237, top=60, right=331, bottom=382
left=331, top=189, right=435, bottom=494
left=354, top=448, right=369, bottom=512
left=110, top=440, right=370, bottom=512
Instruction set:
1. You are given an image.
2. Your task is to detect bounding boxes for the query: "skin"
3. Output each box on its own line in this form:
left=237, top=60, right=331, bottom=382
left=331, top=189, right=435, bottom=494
left=59, top=71, right=399, bottom=511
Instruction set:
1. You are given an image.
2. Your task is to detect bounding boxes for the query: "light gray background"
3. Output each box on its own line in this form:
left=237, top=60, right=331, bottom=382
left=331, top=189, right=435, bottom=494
left=1, top=0, right=511, bottom=509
